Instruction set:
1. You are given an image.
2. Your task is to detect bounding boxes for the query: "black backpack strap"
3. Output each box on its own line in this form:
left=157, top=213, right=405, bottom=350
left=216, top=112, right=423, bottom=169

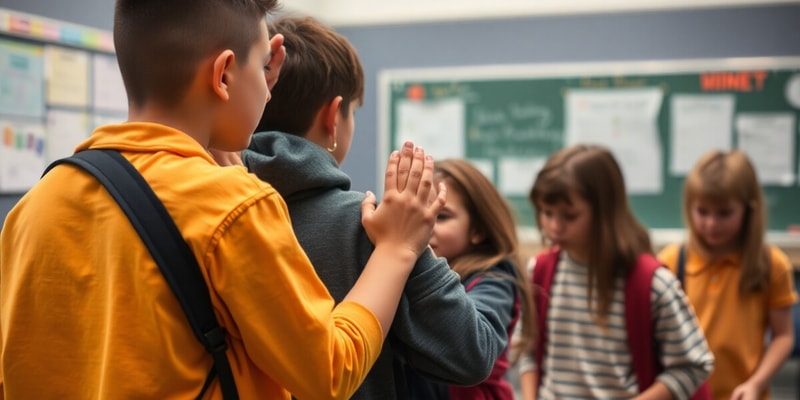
left=44, top=149, right=238, bottom=400
left=677, top=244, right=687, bottom=290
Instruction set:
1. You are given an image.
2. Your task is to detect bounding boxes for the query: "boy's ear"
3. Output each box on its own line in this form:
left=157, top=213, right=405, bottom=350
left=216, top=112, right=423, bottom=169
left=211, top=50, right=236, bottom=101
left=322, top=96, right=344, bottom=134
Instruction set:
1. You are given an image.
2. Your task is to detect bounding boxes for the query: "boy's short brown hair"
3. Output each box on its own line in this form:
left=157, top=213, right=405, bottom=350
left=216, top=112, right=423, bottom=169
left=114, top=0, right=280, bottom=108
left=255, top=15, right=364, bottom=135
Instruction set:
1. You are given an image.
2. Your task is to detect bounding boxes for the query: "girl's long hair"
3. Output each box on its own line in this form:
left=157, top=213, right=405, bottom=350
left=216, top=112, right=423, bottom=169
left=434, top=159, right=535, bottom=361
left=684, top=150, right=769, bottom=293
left=529, top=145, right=652, bottom=322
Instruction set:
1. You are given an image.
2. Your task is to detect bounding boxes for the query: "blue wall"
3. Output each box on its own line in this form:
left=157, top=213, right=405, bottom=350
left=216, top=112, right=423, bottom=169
left=1, top=3, right=799, bottom=224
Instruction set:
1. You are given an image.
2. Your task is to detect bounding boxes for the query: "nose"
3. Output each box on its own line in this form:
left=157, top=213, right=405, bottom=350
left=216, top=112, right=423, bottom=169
left=549, top=217, right=564, bottom=233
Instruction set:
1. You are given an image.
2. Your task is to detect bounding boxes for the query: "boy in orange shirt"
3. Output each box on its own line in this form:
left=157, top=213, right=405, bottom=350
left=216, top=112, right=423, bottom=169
left=0, top=1, right=444, bottom=399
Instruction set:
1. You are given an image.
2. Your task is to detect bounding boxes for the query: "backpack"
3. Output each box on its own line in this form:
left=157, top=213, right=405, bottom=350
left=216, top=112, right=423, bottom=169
left=532, top=248, right=711, bottom=399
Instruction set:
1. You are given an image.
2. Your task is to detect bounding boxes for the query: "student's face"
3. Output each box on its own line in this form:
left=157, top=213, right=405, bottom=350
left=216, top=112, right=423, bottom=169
left=215, top=20, right=272, bottom=151
left=430, top=183, right=479, bottom=262
left=537, top=192, right=593, bottom=263
left=690, top=197, right=745, bottom=251
left=331, top=100, right=359, bottom=165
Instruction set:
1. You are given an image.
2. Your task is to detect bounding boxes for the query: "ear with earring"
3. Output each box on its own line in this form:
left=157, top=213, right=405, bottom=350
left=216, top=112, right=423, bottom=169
left=327, top=139, right=337, bottom=153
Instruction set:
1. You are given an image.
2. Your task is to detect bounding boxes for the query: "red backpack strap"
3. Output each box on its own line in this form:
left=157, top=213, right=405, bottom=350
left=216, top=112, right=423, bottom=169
left=531, top=248, right=560, bottom=393
left=625, top=253, right=662, bottom=393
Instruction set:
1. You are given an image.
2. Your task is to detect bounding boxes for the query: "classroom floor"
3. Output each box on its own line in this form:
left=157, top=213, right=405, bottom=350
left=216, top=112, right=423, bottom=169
left=509, top=357, right=800, bottom=399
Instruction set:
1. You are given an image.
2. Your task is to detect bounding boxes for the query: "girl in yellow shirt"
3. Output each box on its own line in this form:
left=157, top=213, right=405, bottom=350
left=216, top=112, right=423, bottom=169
left=658, top=150, right=798, bottom=400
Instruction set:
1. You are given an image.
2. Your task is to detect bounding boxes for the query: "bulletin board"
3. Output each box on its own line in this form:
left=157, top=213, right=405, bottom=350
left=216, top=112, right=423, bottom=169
left=0, top=8, right=127, bottom=193
left=379, top=57, right=800, bottom=235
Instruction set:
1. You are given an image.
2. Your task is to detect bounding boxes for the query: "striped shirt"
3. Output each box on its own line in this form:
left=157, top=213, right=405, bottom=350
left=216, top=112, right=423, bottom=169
left=519, top=253, right=714, bottom=399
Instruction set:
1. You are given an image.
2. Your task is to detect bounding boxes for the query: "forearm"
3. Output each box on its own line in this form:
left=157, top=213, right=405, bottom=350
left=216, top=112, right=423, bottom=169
left=395, top=252, right=506, bottom=384
left=634, top=381, right=674, bottom=400
left=746, top=333, right=794, bottom=393
left=344, top=244, right=418, bottom=337
left=519, top=370, right=537, bottom=400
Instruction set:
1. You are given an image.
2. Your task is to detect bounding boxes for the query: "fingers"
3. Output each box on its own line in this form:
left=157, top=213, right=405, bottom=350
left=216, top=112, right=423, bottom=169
left=405, top=146, right=427, bottom=196
left=383, top=150, right=400, bottom=193
left=361, top=190, right=376, bottom=218
left=395, top=142, right=414, bottom=192
left=209, top=149, right=243, bottom=166
left=267, top=34, right=286, bottom=90
left=431, top=181, right=447, bottom=214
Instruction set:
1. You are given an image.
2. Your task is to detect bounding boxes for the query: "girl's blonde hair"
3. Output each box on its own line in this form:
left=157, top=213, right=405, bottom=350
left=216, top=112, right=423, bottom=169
left=684, top=150, right=769, bottom=293
left=434, top=159, right=535, bottom=361
left=529, top=144, right=652, bottom=321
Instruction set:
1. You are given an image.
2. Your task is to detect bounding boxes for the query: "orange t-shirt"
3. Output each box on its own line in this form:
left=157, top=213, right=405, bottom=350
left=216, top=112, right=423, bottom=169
left=658, top=244, right=797, bottom=400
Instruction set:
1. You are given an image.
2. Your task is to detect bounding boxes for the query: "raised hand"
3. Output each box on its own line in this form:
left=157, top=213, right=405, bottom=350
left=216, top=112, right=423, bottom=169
left=361, top=141, right=446, bottom=259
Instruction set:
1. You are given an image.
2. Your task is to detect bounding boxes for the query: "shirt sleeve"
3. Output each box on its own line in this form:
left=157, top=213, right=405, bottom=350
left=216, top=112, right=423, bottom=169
left=768, top=246, right=799, bottom=309
left=206, top=191, right=383, bottom=400
left=651, top=268, right=714, bottom=400
left=390, top=249, right=507, bottom=384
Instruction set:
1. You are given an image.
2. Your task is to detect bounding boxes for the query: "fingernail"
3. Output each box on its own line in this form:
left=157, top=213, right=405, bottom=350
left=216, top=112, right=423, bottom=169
left=403, top=141, right=413, bottom=150
left=390, top=150, right=399, bottom=159
left=426, top=155, right=433, bottom=162
left=415, top=146, right=423, bottom=153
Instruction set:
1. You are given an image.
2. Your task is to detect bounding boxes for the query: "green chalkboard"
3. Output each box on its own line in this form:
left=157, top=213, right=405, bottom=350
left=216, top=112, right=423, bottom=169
left=379, top=57, right=800, bottom=231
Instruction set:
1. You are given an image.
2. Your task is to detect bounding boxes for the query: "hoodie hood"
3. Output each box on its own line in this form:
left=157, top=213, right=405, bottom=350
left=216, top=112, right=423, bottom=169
left=243, top=131, right=351, bottom=201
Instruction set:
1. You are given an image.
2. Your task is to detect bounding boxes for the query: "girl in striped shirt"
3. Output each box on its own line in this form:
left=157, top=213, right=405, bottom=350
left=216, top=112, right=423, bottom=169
left=518, top=145, right=714, bottom=400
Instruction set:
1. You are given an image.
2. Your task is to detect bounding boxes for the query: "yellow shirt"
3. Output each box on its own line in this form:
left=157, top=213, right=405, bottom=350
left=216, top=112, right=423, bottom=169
left=657, top=244, right=797, bottom=400
left=0, top=122, right=382, bottom=399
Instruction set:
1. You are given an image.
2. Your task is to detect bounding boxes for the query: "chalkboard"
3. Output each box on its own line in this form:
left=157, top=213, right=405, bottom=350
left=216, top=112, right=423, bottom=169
left=379, top=57, right=800, bottom=232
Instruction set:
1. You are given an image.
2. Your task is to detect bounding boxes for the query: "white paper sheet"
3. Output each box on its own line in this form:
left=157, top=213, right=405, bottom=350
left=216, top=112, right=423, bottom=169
left=395, top=98, right=464, bottom=159
left=468, top=158, right=494, bottom=182
left=45, top=45, right=90, bottom=107
left=0, top=39, right=45, bottom=118
left=565, top=87, right=664, bottom=194
left=670, top=94, right=734, bottom=175
left=0, top=120, right=46, bottom=193
left=736, top=113, right=796, bottom=186
left=46, top=110, right=89, bottom=163
left=498, top=157, right=545, bottom=196
left=92, top=53, right=127, bottom=112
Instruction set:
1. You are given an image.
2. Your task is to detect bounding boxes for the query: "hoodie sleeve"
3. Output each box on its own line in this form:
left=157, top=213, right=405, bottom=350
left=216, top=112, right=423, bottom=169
left=390, top=249, right=509, bottom=384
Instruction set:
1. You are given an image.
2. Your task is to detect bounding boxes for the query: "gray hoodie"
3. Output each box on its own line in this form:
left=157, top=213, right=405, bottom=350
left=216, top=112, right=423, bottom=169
left=243, top=132, right=509, bottom=399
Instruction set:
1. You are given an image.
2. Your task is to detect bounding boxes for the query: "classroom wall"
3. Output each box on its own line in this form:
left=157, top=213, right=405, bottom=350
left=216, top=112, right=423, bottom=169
left=1, top=3, right=799, bottom=226
left=336, top=4, right=800, bottom=193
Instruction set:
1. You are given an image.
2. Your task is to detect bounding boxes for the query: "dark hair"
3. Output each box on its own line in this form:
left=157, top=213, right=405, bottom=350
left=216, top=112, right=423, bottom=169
left=255, top=15, right=364, bottom=135
left=114, top=0, right=280, bottom=108
left=529, top=145, right=652, bottom=321
left=684, top=150, right=769, bottom=293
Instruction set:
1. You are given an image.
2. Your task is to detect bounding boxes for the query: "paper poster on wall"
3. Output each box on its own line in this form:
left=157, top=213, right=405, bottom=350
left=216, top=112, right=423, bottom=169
left=565, top=87, right=664, bottom=194
left=45, top=45, right=89, bottom=107
left=736, top=113, right=796, bottom=186
left=498, top=157, right=544, bottom=196
left=92, top=53, right=127, bottom=112
left=46, top=110, right=88, bottom=162
left=670, top=94, right=734, bottom=175
left=395, top=98, right=464, bottom=159
left=0, top=120, right=46, bottom=193
left=0, top=39, right=44, bottom=118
